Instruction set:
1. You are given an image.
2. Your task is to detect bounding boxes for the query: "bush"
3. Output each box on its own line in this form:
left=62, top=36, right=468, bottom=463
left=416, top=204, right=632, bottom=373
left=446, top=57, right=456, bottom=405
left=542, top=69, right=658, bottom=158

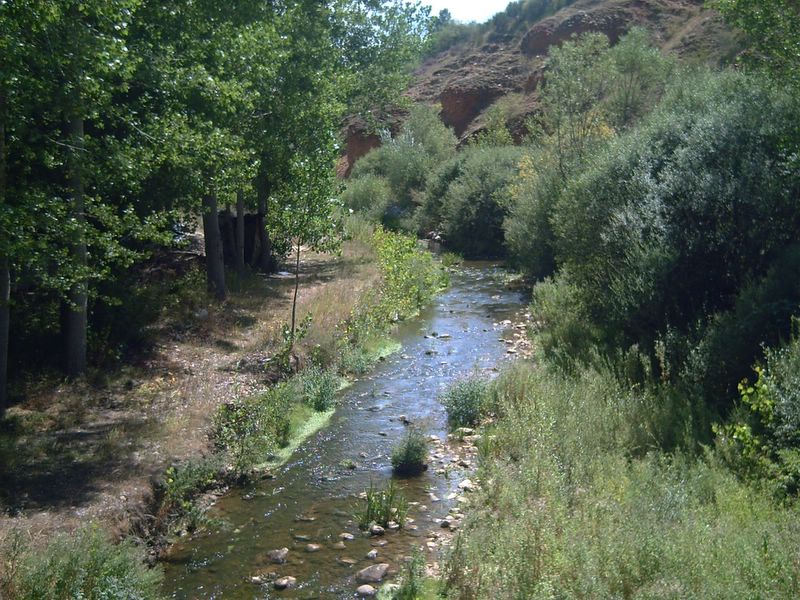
left=504, top=149, right=562, bottom=279
left=299, top=366, right=340, bottom=411
left=213, top=383, right=293, bottom=475
left=351, top=104, right=457, bottom=229
left=0, top=526, right=163, bottom=600
left=438, top=145, right=524, bottom=257
left=340, top=174, right=392, bottom=222
left=445, top=362, right=800, bottom=599
left=715, top=330, right=800, bottom=496
left=441, top=377, right=489, bottom=429
left=391, top=429, right=428, bottom=475
left=548, top=70, right=800, bottom=406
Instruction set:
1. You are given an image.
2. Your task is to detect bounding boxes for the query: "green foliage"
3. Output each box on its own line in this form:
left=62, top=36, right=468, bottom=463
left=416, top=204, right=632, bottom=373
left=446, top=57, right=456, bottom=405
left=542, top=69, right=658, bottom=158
left=602, top=27, right=673, bottom=129
left=715, top=330, right=800, bottom=496
left=503, top=148, right=561, bottom=279
left=712, top=0, right=800, bottom=89
left=471, top=105, right=514, bottom=148
left=437, top=146, right=524, bottom=257
left=350, top=104, right=457, bottom=229
left=389, top=552, right=440, bottom=600
left=355, top=480, right=409, bottom=529
left=298, top=365, right=340, bottom=412
left=391, top=429, right=428, bottom=476
left=441, top=376, right=489, bottom=429
left=161, top=457, right=223, bottom=531
left=341, top=174, right=393, bottom=222
left=528, top=274, right=600, bottom=368
left=548, top=69, right=800, bottom=404
left=445, top=363, right=800, bottom=599
left=0, top=526, right=164, bottom=600
left=213, top=383, right=295, bottom=476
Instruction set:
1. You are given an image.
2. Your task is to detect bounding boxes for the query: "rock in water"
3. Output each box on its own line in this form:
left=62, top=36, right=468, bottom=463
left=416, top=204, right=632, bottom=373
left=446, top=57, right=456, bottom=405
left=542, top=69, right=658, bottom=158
left=356, top=584, right=377, bottom=597
left=267, top=548, right=289, bottom=564
left=273, top=576, right=296, bottom=590
left=356, top=563, right=389, bottom=584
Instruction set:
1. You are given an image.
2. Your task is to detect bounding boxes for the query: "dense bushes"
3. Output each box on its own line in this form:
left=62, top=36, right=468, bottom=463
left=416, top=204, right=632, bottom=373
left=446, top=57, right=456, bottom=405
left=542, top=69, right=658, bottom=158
left=444, top=363, right=800, bottom=599
left=348, top=105, right=457, bottom=230
left=436, top=146, right=523, bottom=257
left=0, top=527, right=163, bottom=600
left=441, top=376, right=489, bottom=429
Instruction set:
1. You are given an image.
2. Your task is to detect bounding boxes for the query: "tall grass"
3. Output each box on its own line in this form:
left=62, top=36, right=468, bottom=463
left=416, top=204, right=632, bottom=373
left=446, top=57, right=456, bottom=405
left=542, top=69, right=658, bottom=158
left=0, top=526, right=163, bottom=600
left=445, top=363, right=800, bottom=599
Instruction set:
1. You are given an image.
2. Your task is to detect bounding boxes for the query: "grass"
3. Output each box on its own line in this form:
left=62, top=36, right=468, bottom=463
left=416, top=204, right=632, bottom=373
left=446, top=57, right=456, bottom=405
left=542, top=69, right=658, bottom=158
left=444, top=362, right=800, bottom=599
left=391, top=429, right=428, bottom=476
left=0, top=526, right=164, bottom=600
left=355, top=480, right=409, bottom=530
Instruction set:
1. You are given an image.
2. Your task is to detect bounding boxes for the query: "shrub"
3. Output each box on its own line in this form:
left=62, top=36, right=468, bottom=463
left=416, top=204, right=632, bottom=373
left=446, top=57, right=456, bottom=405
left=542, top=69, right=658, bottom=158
left=504, top=150, right=562, bottom=280
left=213, top=383, right=293, bottom=475
left=549, top=69, right=800, bottom=407
left=351, top=104, right=457, bottom=229
left=438, top=145, right=524, bottom=257
left=391, top=429, right=428, bottom=476
left=340, top=174, right=392, bottom=222
left=445, top=362, right=800, bottom=599
left=355, top=480, right=409, bottom=529
left=715, top=330, right=800, bottom=496
left=0, top=526, right=163, bottom=600
left=299, top=365, right=339, bottom=411
left=441, top=377, right=489, bottom=429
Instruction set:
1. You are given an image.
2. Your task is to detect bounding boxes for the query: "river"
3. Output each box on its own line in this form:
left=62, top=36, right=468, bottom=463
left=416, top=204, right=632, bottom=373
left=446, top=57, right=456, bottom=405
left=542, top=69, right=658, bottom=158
left=162, top=263, right=525, bottom=599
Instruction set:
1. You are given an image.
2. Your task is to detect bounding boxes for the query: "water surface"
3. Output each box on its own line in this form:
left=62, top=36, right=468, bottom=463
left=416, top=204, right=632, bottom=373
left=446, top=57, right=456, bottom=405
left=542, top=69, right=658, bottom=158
left=163, top=263, right=524, bottom=599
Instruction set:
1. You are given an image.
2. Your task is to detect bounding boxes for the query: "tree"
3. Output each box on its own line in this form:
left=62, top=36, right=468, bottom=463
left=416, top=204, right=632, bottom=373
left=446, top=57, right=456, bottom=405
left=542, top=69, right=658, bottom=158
left=712, top=0, right=800, bottom=89
left=541, top=32, right=612, bottom=180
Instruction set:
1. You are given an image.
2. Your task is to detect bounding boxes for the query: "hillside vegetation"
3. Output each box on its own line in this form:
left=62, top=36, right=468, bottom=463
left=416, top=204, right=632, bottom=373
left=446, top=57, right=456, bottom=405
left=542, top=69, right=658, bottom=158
left=346, top=2, right=800, bottom=597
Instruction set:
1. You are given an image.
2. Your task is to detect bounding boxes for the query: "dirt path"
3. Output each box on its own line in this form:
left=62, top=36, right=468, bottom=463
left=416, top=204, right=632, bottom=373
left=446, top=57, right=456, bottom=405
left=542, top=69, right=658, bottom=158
left=0, top=243, right=379, bottom=544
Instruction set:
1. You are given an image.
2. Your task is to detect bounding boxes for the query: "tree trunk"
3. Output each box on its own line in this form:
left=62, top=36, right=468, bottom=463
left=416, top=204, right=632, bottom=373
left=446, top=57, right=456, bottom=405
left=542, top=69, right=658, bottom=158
left=254, top=176, right=273, bottom=273
left=0, top=91, right=8, bottom=414
left=235, top=189, right=245, bottom=272
left=202, top=193, right=226, bottom=301
left=0, top=257, right=8, bottom=416
left=64, top=114, right=88, bottom=377
left=290, top=238, right=301, bottom=349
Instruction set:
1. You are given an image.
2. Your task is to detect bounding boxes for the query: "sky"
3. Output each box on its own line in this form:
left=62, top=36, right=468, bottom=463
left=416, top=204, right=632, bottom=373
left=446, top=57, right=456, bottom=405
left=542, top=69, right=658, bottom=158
left=423, top=0, right=510, bottom=24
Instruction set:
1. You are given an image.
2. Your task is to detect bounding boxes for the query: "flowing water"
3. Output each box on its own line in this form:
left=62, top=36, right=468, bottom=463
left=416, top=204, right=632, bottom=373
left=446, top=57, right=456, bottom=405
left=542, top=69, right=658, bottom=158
left=162, top=263, right=525, bottom=599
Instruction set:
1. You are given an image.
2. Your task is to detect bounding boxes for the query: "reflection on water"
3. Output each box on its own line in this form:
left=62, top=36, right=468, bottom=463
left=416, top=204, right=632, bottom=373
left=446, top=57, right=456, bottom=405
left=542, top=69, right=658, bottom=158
left=162, top=263, right=525, bottom=599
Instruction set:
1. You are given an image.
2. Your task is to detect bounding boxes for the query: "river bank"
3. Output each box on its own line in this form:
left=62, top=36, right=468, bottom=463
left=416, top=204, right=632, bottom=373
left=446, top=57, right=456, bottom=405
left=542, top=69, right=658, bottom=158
left=161, top=263, right=527, bottom=598
left=0, top=224, right=434, bottom=575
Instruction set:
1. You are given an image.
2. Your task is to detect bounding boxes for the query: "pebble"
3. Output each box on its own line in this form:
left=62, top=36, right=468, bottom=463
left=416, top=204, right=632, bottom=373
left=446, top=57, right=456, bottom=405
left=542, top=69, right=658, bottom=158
left=356, top=584, right=377, bottom=597
left=356, top=563, right=389, bottom=584
left=267, top=548, right=289, bottom=564
left=305, top=544, right=321, bottom=552
left=369, top=524, right=385, bottom=536
left=273, top=576, right=296, bottom=590
left=366, top=549, right=378, bottom=559
left=332, top=541, right=347, bottom=550
left=458, top=479, right=476, bottom=492
left=339, top=532, right=355, bottom=541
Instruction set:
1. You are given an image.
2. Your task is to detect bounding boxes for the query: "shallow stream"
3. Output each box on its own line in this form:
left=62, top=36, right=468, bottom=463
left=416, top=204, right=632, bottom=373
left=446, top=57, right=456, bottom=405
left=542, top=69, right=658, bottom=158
left=162, top=263, right=525, bottom=599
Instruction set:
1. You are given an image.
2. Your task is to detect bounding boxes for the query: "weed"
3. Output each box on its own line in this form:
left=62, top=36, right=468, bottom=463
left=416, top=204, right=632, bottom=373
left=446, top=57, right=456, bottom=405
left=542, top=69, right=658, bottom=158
left=0, top=526, right=163, bottom=600
left=299, top=366, right=340, bottom=411
left=391, top=429, right=428, bottom=476
left=355, top=480, right=409, bottom=529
